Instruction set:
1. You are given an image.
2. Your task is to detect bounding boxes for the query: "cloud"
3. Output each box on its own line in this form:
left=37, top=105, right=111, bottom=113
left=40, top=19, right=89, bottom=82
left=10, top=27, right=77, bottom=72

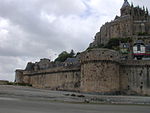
left=0, top=0, right=149, bottom=81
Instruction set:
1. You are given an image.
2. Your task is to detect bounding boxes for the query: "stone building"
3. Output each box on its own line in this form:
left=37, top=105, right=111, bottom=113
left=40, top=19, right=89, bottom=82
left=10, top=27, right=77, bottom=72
left=15, top=1, right=150, bottom=96
left=90, top=0, right=150, bottom=47
left=15, top=48, right=150, bottom=95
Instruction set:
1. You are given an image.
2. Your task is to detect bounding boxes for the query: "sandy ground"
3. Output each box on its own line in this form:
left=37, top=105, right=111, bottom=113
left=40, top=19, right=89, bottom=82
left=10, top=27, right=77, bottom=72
left=0, top=85, right=150, bottom=105
left=0, top=85, right=150, bottom=113
left=0, top=97, right=150, bottom=113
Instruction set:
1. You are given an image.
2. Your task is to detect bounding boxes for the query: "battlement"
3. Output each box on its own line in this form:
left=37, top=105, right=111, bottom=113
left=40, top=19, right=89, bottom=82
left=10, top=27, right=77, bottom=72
left=23, top=66, right=80, bottom=76
left=25, top=58, right=80, bottom=72
left=80, top=48, right=120, bottom=63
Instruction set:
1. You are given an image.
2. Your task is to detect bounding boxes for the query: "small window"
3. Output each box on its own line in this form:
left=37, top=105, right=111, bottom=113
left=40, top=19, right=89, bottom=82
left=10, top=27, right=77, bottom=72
left=127, top=85, right=130, bottom=90
left=140, top=86, right=143, bottom=89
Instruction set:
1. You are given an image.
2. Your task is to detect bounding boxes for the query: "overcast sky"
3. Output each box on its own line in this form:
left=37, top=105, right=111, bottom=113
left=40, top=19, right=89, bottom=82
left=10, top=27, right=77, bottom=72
left=0, top=0, right=149, bottom=81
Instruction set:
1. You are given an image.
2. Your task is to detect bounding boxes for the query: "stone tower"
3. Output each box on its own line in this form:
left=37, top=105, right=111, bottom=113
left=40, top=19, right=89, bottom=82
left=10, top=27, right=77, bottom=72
left=80, top=48, right=120, bottom=94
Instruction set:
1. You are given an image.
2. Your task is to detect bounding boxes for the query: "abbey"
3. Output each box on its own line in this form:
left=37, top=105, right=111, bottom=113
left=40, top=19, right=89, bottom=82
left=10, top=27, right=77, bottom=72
left=90, top=0, right=150, bottom=47
left=15, top=0, right=150, bottom=96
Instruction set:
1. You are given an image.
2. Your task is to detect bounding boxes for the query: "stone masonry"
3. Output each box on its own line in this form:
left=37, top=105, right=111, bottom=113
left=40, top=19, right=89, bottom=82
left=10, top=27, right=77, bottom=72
left=80, top=49, right=120, bottom=94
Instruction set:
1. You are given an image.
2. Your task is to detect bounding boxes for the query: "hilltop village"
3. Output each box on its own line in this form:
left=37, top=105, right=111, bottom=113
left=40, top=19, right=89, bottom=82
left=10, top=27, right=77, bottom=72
left=16, top=0, right=150, bottom=95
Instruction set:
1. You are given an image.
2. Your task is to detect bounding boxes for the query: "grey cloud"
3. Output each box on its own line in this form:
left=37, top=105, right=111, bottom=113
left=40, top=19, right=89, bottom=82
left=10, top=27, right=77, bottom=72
left=0, top=56, right=36, bottom=81
left=0, top=0, right=88, bottom=52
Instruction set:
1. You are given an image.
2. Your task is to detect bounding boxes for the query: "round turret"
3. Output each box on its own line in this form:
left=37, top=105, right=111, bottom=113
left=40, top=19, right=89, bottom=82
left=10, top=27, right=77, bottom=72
left=80, top=48, right=120, bottom=94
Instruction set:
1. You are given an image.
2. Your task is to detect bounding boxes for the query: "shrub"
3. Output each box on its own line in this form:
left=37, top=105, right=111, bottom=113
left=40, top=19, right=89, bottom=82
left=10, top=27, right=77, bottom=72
left=54, top=50, right=76, bottom=62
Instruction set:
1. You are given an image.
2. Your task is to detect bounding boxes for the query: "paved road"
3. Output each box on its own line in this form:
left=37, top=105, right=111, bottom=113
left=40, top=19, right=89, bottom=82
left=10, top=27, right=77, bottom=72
left=0, top=97, right=149, bottom=113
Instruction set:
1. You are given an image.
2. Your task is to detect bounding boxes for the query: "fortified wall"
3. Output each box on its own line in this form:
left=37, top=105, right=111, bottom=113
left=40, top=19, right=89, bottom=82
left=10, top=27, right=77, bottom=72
left=120, top=60, right=150, bottom=95
left=16, top=48, right=150, bottom=95
left=79, top=48, right=150, bottom=95
left=16, top=59, right=81, bottom=91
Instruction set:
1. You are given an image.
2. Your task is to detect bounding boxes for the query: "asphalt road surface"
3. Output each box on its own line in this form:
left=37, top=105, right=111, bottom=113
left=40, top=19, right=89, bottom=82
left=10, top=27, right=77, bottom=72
left=0, top=97, right=150, bottom=113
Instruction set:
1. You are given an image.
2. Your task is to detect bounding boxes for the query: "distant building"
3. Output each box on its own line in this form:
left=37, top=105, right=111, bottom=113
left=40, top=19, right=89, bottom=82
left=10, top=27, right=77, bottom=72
left=90, top=0, right=150, bottom=47
left=64, top=57, right=79, bottom=66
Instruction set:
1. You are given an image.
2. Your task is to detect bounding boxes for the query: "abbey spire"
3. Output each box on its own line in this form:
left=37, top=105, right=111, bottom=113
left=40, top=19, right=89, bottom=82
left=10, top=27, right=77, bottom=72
left=121, top=0, right=131, bottom=16
left=121, top=0, right=130, bottom=9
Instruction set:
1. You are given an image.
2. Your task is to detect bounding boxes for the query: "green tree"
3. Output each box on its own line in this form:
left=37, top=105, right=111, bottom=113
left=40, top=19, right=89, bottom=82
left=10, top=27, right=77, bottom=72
left=105, top=37, right=132, bottom=50
left=105, top=38, right=120, bottom=49
left=54, top=50, right=76, bottom=62
left=54, top=51, right=70, bottom=62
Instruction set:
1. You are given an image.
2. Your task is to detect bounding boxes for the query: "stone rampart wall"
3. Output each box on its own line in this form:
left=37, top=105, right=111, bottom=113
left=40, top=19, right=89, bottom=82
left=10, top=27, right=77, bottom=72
left=16, top=66, right=81, bottom=91
left=15, top=49, right=150, bottom=95
left=120, top=60, right=150, bottom=95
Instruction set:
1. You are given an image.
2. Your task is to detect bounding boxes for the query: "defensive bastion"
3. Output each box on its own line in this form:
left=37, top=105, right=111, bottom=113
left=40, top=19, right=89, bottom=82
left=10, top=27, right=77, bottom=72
left=80, top=49, right=120, bottom=94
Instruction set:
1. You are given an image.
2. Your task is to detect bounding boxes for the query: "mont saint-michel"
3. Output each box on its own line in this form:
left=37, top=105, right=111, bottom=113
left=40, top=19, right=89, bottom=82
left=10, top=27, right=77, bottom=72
left=15, top=0, right=150, bottom=96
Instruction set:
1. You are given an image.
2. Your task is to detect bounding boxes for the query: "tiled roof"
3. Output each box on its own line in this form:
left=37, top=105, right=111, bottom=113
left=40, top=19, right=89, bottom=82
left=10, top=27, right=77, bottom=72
left=65, top=58, right=78, bottom=63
